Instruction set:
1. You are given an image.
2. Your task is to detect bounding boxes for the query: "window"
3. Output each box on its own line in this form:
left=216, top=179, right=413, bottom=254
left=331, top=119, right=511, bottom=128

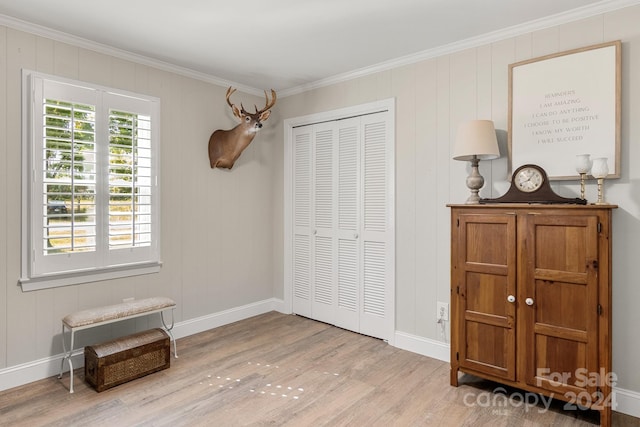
left=20, top=71, right=161, bottom=291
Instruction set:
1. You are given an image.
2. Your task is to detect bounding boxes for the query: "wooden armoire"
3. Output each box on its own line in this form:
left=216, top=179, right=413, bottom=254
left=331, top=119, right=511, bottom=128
left=449, top=204, right=615, bottom=426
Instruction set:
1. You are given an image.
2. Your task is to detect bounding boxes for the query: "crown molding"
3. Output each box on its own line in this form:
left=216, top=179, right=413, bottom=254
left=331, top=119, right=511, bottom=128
left=0, top=13, right=263, bottom=96
left=278, top=0, right=640, bottom=97
left=1, top=0, right=639, bottom=98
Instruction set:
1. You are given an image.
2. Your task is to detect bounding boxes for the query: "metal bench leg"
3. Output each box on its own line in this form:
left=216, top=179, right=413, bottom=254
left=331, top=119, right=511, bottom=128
left=58, top=322, right=67, bottom=379
left=161, top=309, right=178, bottom=358
left=59, top=323, right=76, bottom=393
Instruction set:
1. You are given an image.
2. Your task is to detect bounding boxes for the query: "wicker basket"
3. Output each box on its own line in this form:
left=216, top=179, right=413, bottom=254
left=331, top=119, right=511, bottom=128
left=84, top=328, right=170, bottom=392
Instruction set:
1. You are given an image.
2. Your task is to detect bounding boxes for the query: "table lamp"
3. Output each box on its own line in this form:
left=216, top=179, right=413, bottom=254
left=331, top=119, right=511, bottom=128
left=453, top=120, right=500, bottom=204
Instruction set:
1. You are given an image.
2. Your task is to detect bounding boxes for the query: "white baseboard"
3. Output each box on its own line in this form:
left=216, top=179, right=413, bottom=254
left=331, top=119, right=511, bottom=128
left=391, top=331, right=640, bottom=419
left=173, top=298, right=285, bottom=338
left=613, top=386, right=640, bottom=418
left=0, top=297, right=286, bottom=393
left=393, top=330, right=450, bottom=363
left=3, top=302, right=638, bottom=420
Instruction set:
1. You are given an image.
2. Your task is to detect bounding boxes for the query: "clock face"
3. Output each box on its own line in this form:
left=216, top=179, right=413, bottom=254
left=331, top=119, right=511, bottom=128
left=515, top=166, right=544, bottom=193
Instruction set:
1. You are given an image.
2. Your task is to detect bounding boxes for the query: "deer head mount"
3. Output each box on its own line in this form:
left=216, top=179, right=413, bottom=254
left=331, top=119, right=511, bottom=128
left=208, top=87, right=277, bottom=169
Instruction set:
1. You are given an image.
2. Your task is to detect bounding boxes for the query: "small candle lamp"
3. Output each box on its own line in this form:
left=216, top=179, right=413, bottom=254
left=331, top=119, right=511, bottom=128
left=575, top=154, right=592, bottom=201
left=591, top=157, right=609, bottom=205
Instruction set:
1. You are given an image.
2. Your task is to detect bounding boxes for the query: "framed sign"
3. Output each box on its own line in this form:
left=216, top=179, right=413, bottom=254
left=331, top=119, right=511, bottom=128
left=508, top=40, right=621, bottom=180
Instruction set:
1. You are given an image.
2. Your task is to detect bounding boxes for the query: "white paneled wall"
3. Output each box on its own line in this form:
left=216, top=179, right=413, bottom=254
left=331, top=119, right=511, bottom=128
left=0, top=26, right=7, bottom=370
left=273, top=5, right=640, bottom=404
left=0, top=28, right=275, bottom=373
left=1, top=3, right=640, bottom=417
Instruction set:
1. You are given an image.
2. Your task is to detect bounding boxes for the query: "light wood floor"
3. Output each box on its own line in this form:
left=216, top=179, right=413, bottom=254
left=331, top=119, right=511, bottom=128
left=0, top=312, right=638, bottom=426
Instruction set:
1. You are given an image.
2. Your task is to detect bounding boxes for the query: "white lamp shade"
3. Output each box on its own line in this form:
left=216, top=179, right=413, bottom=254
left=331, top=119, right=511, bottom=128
left=591, top=157, right=609, bottom=178
left=453, top=120, right=500, bottom=161
left=575, top=154, right=592, bottom=174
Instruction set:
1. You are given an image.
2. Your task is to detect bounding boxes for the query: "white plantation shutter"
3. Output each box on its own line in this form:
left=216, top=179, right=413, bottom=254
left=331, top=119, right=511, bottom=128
left=22, top=71, right=160, bottom=290
left=31, top=79, right=100, bottom=275
left=290, top=107, right=394, bottom=342
left=108, top=109, right=152, bottom=249
left=103, top=92, right=159, bottom=267
left=42, top=99, right=97, bottom=256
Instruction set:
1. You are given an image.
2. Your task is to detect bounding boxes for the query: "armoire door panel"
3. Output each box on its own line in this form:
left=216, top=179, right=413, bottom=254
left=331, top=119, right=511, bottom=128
left=533, top=335, right=589, bottom=396
left=465, top=272, right=511, bottom=318
left=464, top=221, right=510, bottom=266
left=522, top=214, right=599, bottom=396
left=533, top=222, right=594, bottom=274
left=456, top=213, right=517, bottom=381
left=465, top=321, right=512, bottom=377
left=535, top=280, right=588, bottom=331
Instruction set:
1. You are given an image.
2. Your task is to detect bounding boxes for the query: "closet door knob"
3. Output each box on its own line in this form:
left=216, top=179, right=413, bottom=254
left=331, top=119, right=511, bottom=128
left=353, top=233, right=359, bottom=239
left=525, top=298, right=534, bottom=306
left=507, top=295, right=516, bottom=303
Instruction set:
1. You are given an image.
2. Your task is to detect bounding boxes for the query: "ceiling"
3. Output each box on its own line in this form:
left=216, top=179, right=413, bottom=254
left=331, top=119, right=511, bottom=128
left=0, top=0, right=630, bottom=95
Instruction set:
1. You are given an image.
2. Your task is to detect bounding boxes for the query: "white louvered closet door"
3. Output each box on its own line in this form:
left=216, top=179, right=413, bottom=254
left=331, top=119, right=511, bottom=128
left=310, top=121, right=337, bottom=325
left=292, top=126, right=313, bottom=318
left=291, top=111, right=393, bottom=342
left=359, top=113, right=393, bottom=339
left=333, top=118, right=360, bottom=332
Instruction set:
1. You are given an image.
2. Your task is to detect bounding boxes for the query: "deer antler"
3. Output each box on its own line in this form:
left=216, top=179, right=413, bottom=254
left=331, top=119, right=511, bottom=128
left=255, top=89, right=277, bottom=114
left=226, top=87, right=250, bottom=116
left=225, top=87, right=237, bottom=109
left=225, top=86, right=276, bottom=116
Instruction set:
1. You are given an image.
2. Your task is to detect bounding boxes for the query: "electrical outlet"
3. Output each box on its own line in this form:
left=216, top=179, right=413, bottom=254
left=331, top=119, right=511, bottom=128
left=437, top=302, right=449, bottom=321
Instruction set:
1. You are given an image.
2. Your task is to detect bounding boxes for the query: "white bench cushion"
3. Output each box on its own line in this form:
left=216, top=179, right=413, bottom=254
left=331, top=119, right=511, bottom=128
left=62, top=297, right=176, bottom=328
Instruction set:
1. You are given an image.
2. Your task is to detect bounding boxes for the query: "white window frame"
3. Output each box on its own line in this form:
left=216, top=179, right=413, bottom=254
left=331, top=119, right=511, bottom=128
left=20, top=70, right=161, bottom=291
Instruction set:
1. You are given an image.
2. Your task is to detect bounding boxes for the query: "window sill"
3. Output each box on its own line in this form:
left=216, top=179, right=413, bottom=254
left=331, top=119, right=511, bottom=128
left=19, top=262, right=162, bottom=292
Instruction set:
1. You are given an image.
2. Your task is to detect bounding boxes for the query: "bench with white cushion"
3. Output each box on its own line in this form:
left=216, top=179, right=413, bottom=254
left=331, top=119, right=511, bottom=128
left=58, top=296, right=177, bottom=393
